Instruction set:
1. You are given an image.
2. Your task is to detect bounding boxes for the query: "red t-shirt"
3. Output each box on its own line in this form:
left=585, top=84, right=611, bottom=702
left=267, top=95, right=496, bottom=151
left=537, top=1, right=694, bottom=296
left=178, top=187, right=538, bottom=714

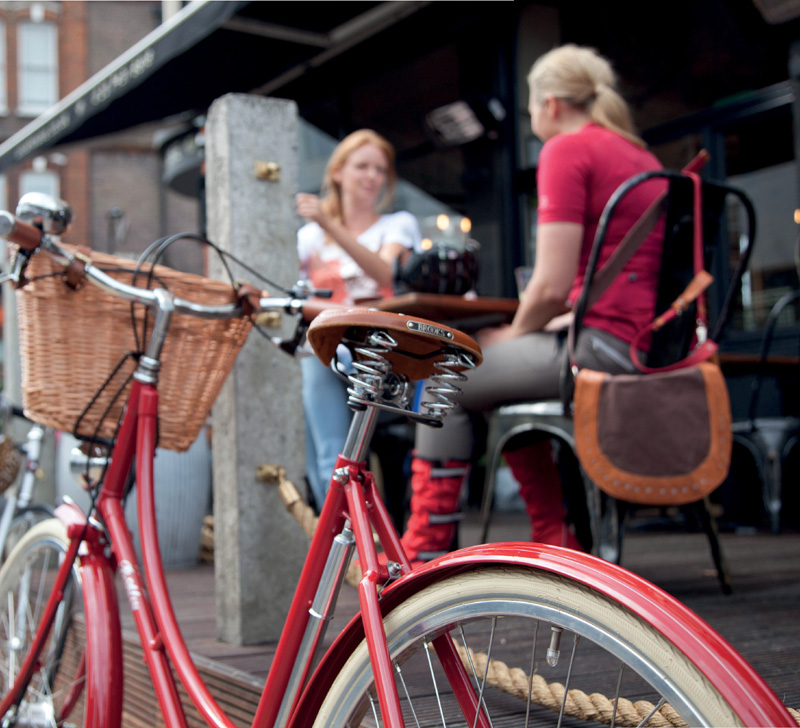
left=537, top=123, right=664, bottom=346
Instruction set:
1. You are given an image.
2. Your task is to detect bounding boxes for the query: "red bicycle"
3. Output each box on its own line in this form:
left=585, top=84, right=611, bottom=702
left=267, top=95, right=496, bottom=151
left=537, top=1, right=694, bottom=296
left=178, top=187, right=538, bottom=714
left=0, top=193, right=792, bottom=728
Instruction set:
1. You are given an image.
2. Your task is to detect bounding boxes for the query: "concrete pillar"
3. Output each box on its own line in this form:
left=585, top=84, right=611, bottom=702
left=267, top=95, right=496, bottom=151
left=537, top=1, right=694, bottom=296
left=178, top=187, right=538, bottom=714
left=205, top=94, right=307, bottom=645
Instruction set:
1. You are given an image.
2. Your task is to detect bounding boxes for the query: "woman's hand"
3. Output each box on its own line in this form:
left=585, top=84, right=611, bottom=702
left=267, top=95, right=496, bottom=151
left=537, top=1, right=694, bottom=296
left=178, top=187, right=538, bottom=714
left=544, top=311, right=574, bottom=331
left=476, top=324, right=516, bottom=348
left=296, top=192, right=402, bottom=288
left=296, top=194, right=327, bottom=227
left=476, top=309, right=574, bottom=350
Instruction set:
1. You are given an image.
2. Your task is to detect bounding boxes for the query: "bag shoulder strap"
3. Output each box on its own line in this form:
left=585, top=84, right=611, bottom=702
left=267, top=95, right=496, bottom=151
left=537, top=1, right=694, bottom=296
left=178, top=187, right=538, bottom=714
left=567, top=151, right=709, bottom=369
left=581, top=150, right=710, bottom=313
left=628, top=169, right=718, bottom=373
left=628, top=268, right=717, bottom=373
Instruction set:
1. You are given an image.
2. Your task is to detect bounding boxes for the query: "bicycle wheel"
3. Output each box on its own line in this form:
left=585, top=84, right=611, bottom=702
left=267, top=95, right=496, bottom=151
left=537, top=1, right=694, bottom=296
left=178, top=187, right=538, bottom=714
left=0, top=518, right=86, bottom=728
left=315, top=567, right=746, bottom=728
left=2, top=505, right=55, bottom=561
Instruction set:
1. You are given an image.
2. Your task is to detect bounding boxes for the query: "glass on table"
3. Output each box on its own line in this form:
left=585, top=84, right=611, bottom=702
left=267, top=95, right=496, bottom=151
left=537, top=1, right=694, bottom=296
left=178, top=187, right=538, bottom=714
left=514, top=266, right=533, bottom=299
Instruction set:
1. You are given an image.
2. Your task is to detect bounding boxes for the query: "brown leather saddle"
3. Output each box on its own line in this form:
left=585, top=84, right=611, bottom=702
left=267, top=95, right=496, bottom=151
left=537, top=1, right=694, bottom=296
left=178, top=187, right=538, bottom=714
left=306, top=307, right=482, bottom=382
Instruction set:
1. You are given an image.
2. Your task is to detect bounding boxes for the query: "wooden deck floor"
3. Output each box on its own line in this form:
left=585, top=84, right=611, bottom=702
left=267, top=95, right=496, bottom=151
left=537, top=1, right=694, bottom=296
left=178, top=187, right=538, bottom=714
left=118, top=513, right=800, bottom=726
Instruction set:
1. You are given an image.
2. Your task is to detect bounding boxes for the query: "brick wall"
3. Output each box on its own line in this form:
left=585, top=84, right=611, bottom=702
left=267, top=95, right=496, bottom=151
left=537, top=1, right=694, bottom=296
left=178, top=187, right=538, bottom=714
left=0, top=1, right=202, bottom=270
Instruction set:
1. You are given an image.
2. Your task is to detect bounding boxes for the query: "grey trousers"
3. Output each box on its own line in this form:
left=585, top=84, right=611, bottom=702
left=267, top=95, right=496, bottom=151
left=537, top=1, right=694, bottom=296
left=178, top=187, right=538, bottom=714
left=414, top=327, right=639, bottom=462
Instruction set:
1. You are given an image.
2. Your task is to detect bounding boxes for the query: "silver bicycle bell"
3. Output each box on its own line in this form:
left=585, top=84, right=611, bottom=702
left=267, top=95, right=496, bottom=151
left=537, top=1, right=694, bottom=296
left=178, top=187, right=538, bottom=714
left=16, top=192, right=73, bottom=236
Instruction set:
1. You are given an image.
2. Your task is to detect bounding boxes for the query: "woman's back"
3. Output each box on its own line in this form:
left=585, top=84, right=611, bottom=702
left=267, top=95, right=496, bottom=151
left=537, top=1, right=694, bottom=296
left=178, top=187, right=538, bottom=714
left=537, top=123, right=664, bottom=345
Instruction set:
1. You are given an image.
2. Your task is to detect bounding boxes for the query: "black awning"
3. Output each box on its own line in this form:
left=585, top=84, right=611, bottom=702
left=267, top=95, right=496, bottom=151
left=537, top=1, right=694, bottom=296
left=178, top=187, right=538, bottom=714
left=0, top=0, right=431, bottom=173
left=0, top=1, right=251, bottom=172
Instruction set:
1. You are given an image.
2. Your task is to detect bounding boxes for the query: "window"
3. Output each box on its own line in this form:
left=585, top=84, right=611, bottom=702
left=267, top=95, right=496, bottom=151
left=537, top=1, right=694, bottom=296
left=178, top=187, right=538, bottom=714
left=722, top=109, right=799, bottom=334
left=17, top=21, right=58, bottom=116
left=20, top=169, right=59, bottom=199
left=647, top=84, right=800, bottom=354
left=0, top=22, right=7, bottom=114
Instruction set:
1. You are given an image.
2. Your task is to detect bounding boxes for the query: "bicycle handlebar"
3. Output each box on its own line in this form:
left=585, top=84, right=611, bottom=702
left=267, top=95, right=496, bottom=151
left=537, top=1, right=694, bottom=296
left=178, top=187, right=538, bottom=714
left=0, top=208, right=341, bottom=337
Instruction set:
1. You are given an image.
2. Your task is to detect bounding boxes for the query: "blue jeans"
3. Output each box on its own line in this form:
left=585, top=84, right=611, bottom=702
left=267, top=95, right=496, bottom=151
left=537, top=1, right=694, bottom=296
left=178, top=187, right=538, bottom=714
left=300, top=355, right=353, bottom=508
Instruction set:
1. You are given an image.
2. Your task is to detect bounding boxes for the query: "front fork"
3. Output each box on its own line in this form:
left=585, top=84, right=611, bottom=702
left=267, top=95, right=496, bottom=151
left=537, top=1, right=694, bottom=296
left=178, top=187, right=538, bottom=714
left=0, top=503, right=123, bottom=728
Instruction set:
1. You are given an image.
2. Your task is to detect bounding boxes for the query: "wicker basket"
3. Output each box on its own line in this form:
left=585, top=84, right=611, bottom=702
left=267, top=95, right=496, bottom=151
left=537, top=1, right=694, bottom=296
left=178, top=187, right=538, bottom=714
left=15, top=244, right=253, bottom=452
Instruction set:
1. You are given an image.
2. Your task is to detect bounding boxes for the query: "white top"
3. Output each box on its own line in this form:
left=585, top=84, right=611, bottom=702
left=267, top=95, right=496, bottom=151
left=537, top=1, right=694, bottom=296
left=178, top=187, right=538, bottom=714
left=297, top=210, right=421, bottom=303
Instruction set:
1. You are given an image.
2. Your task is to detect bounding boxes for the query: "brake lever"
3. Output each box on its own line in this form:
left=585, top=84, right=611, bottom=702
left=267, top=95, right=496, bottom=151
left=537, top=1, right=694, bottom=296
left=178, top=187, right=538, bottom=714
left=258, top=281, right=332, bottom=355
left=273, top=318, right=310, bottom=356
left=289, top=280, right=332, bottom=299
left=0, top=250, right=34, bottom=287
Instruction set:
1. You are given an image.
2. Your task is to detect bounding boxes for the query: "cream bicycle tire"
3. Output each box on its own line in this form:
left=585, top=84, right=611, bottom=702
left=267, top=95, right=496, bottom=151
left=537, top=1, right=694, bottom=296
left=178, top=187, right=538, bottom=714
left=1, top=504, right=55, bottom=561
left=314, top=566, right=746, bottom=728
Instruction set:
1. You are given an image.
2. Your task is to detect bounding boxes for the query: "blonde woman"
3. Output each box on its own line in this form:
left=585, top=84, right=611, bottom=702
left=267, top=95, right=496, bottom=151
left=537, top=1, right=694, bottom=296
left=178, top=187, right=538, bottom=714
left=403, top=45, right=665, bottom=564
left=297, top=129, right=420, bottom=508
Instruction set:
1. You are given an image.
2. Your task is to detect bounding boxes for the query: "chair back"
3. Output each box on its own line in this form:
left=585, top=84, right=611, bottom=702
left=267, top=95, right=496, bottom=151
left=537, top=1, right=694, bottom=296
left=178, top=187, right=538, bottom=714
left=564, top=169, right=756, bottom=405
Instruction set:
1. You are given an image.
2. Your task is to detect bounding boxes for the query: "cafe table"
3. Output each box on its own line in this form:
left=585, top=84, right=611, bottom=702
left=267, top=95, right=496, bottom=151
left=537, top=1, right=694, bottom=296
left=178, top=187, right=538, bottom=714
left=374, top=292, right=518, bottom=333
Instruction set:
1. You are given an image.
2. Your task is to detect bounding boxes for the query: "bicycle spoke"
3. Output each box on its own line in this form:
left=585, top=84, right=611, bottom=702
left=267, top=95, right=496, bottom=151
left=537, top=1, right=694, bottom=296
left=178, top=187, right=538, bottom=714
left=394, top=661, right=422, bottom=728
left=636, top=697, right=667, bottom=727
left=50, top=670, right=86, bottom=703
left=556, top=633, right=580, bottom=728
left=456, top=623, right=494, bottom=728
left=367, top=690, right=380, bottom=727
left=611, top=663, right=624, bottom=728
left=19, top=566, right=35, bottom=651
left=422, top=640, right=446, bottom=728
left=471, top=618, right=496, bottom=728
left=31, top=546, right=54, bottom=626
left=524, top=619, right=539, bottom=728
left=6, top=590, right=17, bottom=684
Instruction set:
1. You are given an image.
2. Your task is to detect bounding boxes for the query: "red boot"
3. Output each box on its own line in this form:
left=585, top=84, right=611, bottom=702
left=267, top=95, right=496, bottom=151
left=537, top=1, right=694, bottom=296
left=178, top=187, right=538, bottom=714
left=504, top=441, right=584, bottom=551
left=400, top=456, right=470, bottom=565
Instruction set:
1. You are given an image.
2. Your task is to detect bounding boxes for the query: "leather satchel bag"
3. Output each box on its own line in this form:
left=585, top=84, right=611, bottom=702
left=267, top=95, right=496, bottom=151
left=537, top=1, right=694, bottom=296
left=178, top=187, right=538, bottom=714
left=574, top=361, right=731, bottom=505
left=571, top=160, right=733, bottom=506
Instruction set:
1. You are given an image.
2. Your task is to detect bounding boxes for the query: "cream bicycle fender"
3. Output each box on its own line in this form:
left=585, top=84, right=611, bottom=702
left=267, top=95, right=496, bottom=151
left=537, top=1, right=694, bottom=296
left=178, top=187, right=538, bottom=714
left=292, top=542, right=792, bottom=728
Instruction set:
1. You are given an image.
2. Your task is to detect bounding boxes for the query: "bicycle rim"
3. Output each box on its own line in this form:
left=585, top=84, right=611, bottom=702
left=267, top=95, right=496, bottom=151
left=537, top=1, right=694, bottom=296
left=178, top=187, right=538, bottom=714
left=0, top=519, right=86, bottom=728
left=314, top=567, right=743, bottom=728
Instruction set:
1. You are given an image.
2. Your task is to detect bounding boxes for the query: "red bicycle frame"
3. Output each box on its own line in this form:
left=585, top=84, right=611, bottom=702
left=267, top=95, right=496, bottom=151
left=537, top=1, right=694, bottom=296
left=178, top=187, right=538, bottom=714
left=3, top=374, right=487, bottom=728
left=11, top=368, right=794, bottom=728
left=0, top=364, right=793, bottom=728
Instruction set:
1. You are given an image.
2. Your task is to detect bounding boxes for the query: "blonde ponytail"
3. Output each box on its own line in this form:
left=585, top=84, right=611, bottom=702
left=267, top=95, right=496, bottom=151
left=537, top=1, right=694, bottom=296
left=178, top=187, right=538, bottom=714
left=528, top=44, right=645, bottom=148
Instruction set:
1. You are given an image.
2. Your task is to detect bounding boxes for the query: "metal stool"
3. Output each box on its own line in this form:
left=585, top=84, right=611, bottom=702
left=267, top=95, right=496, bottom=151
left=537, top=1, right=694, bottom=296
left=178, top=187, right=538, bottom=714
left=477, top=400, right=624, bottom=564
left=732, top=289, right=800, bottom=533
left=478, top=398, right=732, bottom=593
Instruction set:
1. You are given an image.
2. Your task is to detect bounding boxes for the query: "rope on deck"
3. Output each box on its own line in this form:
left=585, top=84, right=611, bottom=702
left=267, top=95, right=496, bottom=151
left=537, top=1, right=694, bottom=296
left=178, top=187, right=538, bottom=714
left=272, top=468, right=362, bottom=587
left=274, top=473, right=800, bottom=727
left=455, top=643, right=685, bottom=727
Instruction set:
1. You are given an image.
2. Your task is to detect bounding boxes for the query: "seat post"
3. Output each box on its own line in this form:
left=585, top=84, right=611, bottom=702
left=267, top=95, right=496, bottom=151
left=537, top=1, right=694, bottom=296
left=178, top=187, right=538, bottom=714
left=341, top=406, right=380, bottom=464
